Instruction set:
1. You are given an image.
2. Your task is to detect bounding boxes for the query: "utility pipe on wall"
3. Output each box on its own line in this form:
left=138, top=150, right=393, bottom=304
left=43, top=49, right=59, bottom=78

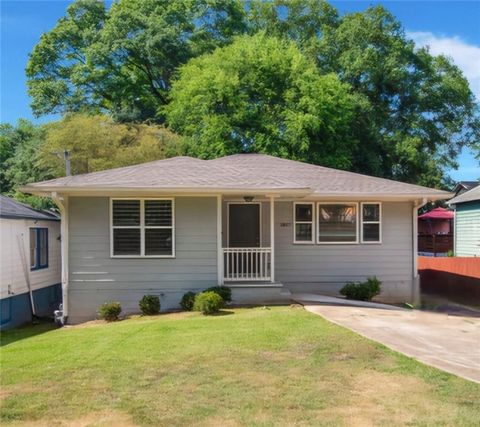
left=52, top=192, right=69, bottom=324
left=413, top=198, right=428, bottom=305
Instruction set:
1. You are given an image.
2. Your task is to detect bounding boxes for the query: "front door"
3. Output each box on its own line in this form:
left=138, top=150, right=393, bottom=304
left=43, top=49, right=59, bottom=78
left=228, top=204, right=260, bottom=247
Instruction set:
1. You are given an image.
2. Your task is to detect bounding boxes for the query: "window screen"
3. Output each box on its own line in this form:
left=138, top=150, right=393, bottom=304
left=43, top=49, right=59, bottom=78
left=361, top=203, right=381, bottom=243
left=294, top=203, right=314, bottom=243
left=318, top=204, right=357, bottom=243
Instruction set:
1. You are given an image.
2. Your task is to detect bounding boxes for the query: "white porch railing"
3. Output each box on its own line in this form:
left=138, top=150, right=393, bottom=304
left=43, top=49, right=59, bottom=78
left=223, top=247, right=271, bottom=281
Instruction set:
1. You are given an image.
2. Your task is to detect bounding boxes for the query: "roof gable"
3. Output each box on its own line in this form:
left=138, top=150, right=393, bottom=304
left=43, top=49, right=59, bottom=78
left=449, top=185, right=480, bottom=205
left=0, top=195, right=59, bottom=220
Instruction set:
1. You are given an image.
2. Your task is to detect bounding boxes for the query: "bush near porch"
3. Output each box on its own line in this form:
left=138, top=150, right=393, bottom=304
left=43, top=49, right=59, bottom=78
left=1, top=307, right=479, bottom=426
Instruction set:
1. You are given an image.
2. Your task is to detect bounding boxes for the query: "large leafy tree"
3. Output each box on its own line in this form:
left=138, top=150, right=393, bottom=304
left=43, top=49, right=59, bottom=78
left=247, top=1, right=479, bottom=186
left=0, top=120, right=54, bottom=209
left=0, top=115, right=183, bottom=208
left=0, top=120, right=52, bottom=194
left=166, top=33, right=361, bottom=169
left=27, top=0, right=247, bottom=122
left=26, top=0, right=479, bottom=185
left=39, top=114, right=183, bottom=176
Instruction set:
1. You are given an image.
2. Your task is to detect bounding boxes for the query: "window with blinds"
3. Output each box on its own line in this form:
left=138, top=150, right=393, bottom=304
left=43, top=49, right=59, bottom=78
left=111, top=199, right=174, bottom=257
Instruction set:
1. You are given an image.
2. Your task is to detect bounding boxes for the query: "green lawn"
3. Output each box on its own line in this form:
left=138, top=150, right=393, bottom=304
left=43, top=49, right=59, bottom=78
left=1, top=306, right=479, bottom=426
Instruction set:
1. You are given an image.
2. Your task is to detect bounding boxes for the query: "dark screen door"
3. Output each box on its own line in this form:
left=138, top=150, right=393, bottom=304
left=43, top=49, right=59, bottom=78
left=229, top=204, right=260, bottom=247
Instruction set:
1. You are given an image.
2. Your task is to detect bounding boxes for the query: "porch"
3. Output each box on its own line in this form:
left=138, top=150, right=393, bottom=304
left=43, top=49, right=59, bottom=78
left=219, top=196, right=277, bottom=283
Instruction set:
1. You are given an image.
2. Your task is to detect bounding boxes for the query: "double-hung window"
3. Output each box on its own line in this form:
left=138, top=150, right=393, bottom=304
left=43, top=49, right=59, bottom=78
left=111, top=199, right=174, bottom=257
left=361, top=203, right=381, bottom=243
left=30, top=227, right=48, bottom=270
left=294, top=202, right=314, bottom=243
left=317, top=203, right=358, bottom=243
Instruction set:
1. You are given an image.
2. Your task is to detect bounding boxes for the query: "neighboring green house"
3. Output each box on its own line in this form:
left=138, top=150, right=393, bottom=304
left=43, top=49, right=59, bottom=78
left=449, top=185, right=480, bottom=257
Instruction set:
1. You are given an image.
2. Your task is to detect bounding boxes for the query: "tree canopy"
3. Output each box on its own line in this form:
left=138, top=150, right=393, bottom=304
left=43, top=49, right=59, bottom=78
left=166, top=33, right=360, bottom=170
left=40, top=114, right=182, bottom=176
left=26, top=0, right=247, bottom=122
left=0, top=115, right=183, bottom=207
left=21, top=0, right=480, bottom=186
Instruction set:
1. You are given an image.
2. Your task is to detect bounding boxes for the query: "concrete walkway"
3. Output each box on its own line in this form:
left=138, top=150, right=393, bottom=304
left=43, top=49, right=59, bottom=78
left=292, top=293, right=405, bottom=310
left=304, top=304, right=480, bottom=383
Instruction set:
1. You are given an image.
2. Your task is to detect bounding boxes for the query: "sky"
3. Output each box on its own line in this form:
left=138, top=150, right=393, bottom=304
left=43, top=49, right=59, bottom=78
left=1, top=0, right=479, bottom=181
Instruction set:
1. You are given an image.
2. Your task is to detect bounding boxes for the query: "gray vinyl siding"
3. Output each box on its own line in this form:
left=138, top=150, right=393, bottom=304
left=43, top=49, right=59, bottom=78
left=455, top=201, right=480, bottom=257
left=274, top=201, right=414, bottom=302
left=68, top=196, right=217, bottom=323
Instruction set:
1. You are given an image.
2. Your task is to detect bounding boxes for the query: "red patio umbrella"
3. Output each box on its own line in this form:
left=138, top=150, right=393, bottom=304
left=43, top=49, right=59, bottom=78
left=418, top=207, right=454, bottom=220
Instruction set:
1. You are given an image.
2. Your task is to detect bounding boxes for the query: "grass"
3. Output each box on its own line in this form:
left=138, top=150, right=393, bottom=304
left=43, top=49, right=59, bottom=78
left=1, top=306, right=479, bottom=426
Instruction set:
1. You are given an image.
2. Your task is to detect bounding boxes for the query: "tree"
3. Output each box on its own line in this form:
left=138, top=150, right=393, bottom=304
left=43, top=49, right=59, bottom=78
left=247, top=2, right=479, bottom=186
left=38, top=114, right=183, bottom=176
left=0, top=115, right=183, bottom=208
left=26, top=0, right=107, bottom=117
left=0, top=120, right=52, bottom=193
left=26, top=0, right=479, bottom=185
left=0, top=120, right=54, bottom=209
left=27, top=0, right=247, bottom=122
left=166, top=33, right=361, bottom=169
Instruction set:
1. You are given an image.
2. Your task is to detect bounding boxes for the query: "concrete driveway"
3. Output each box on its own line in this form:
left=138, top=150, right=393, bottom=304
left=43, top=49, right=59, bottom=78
left=304, top=304, right=480, bottom=383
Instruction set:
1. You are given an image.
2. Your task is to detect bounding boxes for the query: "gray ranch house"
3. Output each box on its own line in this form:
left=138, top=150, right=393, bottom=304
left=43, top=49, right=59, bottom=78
left=22, top=154, right=450, bottom=324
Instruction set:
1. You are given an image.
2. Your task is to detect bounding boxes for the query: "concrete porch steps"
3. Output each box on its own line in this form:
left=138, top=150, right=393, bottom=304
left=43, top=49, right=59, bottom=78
left=227, top=282, right=291, bottom=305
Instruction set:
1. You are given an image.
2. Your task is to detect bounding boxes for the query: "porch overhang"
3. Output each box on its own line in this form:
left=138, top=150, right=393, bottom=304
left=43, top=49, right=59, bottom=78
left=19, top=185, right=451, bottom=203
left=19, top=185, right=313, bottom=199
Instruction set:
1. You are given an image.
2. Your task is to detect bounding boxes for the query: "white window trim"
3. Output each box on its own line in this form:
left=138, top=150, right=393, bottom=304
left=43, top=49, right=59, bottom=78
left=29, top=227, right=38, bottom=269
left=293, top=202, right=315, bottom=244
left=361, top=202, right=382, bottom=244
left=316, top=202, right=359, bottom=245
left=29, top=227, right=49, bottom=270
left=110, top=198, right=175, bottom=258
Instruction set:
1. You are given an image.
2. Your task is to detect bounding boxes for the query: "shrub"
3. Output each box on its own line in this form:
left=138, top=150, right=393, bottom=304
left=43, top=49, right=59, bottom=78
left=98, top=301, right=122, bottom=321
left=180, top=291, right=196, bottom=311
left=340, top=277, right=381, bottom=301
left=139, top=294, right=160, bottom=315
left=205, top=285, right=231, bottom=303
left=193, top=291, right=224, bottom=315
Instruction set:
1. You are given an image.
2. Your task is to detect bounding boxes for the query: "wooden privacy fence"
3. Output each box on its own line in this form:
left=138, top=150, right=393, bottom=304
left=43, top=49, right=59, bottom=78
left=418, top=234, right=453, bottom=254
left=418, top=256, right=480, bottom=305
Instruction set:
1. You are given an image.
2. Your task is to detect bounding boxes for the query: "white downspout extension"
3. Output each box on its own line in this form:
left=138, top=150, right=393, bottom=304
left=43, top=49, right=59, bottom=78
left=269, top=195, right=275, bottom=283
left=217, top=195, right=224, bottom=285
left=52, top=192, right=69, bottom=323
left=413, top=198, right=428, bottom=306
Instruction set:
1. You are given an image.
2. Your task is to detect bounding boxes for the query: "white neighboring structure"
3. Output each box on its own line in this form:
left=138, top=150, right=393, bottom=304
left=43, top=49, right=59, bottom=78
left=0, top=195, right=61, bottom=329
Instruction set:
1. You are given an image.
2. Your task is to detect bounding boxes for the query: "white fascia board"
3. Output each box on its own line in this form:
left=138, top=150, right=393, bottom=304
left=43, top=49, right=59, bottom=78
left=19, top=185, right=313, bottom=198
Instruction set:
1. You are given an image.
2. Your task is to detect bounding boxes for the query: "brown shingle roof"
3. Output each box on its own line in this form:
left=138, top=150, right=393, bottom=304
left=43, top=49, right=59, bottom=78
left=448, top=185, right=480, bottom=205
left=21, top=154, right=451, bottom=199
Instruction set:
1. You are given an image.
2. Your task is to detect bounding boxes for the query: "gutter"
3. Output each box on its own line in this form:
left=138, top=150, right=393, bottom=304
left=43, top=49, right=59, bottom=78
left=19, top=185, right=452, bottom=202
left=412, top=198, right=428, bottom=306
left=51, top=192, right=69, bottom=325
left=19, top=185, right=313, bottom=197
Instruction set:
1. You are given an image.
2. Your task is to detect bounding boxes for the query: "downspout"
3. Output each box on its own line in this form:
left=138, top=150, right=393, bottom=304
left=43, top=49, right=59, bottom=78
left=412, top=198, right=428, bottom=306
left=51, top=192, right=69, bottom=324
left=217, top=195, right=224, bottom=285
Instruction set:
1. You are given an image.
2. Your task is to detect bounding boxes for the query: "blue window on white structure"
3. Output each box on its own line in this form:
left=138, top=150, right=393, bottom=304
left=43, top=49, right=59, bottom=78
left=30, top=228, right=48, bottom=270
